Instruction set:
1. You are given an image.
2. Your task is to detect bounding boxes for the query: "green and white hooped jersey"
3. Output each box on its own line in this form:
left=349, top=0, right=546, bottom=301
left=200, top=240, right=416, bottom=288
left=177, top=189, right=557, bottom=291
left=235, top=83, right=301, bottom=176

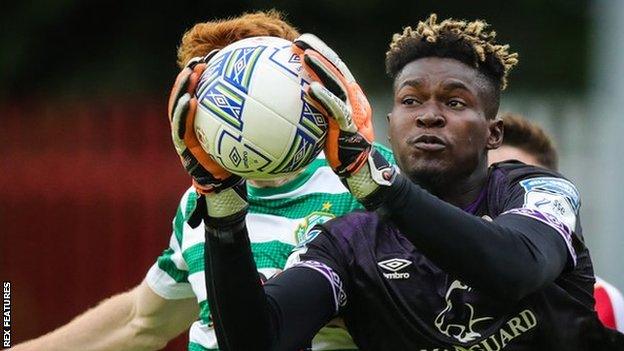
left=146, top=145, right=394, bottom=351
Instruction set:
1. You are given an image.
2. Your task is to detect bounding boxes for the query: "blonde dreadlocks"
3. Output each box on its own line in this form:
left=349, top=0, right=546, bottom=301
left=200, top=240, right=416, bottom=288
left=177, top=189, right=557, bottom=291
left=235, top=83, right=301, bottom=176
left=385, top=14, right=518, bottom=90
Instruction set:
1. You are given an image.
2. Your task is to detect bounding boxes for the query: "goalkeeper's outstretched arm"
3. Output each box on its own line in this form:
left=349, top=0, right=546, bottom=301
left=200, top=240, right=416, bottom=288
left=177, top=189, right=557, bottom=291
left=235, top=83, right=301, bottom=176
left=204, top=208, right=339, bottom=351
left=374, top=174, right=570, bottom=302
left=12, top=280, right=198, bottom=351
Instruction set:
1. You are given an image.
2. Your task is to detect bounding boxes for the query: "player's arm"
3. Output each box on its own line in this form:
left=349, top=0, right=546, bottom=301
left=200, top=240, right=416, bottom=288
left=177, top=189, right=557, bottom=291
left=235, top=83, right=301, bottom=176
left=294, top=35, right=570, bottom=301
left=202, top=193, right=343, bottom=351
left=376, top=174, right=571, bottom=300
left=168, top=56, right=340, bottom=351
left=13, top=280, right=198, bottom=351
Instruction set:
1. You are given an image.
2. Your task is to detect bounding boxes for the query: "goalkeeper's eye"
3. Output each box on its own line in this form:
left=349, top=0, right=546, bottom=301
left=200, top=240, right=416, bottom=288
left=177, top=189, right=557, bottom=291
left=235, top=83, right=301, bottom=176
left=402, top=97, right=420, bottom=106
left=447, top=99, right=466, bottom=110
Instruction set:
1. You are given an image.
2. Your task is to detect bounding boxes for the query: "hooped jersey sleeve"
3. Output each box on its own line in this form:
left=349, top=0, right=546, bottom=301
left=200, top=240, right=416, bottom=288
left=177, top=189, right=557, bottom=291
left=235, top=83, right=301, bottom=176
left=145, top=188, right=197, bottom=299
left=494, top=164, right=582, bottom=267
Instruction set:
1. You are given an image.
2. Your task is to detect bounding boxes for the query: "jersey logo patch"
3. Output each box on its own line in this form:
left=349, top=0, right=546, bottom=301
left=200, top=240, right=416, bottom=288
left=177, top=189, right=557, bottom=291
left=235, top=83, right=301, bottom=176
left=519, top=177, right=580, bottom=231
left=377, top=258, right=412, bottom=280
left=294, top=229, right=321, bottom=250
left=294, top=211, right=335, bottom=245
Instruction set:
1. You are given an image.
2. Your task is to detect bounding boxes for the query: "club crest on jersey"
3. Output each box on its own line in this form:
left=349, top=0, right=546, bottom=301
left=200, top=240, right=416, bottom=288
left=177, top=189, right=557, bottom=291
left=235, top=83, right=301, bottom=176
left=287, top=212, right=335, bottom=269
left=294, top=211, right=335, bottom=246
left=377, top=258, right=412, bottom=280
left=519, top=177, right=580, bottom=231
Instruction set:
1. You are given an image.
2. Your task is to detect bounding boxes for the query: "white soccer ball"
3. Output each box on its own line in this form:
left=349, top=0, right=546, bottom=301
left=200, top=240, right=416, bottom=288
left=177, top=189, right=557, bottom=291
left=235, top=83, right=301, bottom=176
left=194, top=36, right=328, bottom=180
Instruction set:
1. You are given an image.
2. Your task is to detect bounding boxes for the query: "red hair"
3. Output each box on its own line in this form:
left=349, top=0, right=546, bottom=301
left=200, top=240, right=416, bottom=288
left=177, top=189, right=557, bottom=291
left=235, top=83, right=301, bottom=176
left=177, top=10, right=300, bottom=68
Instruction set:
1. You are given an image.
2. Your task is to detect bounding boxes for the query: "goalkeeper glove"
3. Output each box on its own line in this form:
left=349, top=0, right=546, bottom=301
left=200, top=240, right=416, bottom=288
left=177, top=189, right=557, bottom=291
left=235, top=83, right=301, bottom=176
left=293, top=34, right=395, bottom=209
left=168, top=54, right=247, bottom=225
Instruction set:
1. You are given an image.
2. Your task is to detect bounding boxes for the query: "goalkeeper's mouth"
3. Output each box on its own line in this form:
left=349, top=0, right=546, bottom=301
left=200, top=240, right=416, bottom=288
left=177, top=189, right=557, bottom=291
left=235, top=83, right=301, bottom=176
left=410, top=134, right=447, bottom=152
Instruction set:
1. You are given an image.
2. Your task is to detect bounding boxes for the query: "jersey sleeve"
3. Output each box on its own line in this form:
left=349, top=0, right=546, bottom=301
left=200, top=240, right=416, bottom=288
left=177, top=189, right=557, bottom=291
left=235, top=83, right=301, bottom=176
left=145, top=187, right=197, bottom=299
left=497, top=171, right=582, bottom=266
left=284, top=226, right=350, bottom=314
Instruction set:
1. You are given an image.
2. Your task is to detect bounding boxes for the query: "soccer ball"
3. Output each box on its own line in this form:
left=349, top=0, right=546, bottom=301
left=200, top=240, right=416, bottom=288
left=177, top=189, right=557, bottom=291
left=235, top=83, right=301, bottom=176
left=193, top=36, right=328, bottom=180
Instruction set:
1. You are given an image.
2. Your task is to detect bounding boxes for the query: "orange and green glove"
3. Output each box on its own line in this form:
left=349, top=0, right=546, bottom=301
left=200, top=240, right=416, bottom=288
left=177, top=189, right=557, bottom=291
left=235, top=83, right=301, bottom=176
left=293, top=34, right=396, bottom=206
left=168, top=54, right=247, bottom=224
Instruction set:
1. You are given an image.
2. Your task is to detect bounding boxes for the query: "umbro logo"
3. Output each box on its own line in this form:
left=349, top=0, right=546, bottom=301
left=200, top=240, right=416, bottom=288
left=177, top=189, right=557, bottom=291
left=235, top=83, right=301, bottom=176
left=377, top=258, right=412, bottom=280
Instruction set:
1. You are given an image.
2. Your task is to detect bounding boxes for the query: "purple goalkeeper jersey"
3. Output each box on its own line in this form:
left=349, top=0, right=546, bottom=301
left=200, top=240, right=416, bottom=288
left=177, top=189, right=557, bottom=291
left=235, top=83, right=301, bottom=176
left=293, top=162, right=611, bottom=350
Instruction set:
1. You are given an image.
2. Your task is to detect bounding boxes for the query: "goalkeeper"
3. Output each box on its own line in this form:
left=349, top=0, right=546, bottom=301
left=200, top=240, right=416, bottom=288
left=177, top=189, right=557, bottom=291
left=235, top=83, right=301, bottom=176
left=13, top=10, right=390, bottom=351
left=184, top=14, right=624, bottom=350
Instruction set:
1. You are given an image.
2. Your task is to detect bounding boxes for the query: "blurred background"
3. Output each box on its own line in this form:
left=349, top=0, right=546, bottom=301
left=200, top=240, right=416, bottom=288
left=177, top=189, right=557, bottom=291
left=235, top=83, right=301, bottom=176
left=1, top=0, right=623, bottom=349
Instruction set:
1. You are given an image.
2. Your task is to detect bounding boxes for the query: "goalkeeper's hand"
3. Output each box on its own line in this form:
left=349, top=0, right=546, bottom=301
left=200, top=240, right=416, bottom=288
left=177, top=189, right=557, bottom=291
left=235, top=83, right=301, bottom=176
left=168, top=54, right=247, bottom=224
left=293, top=34, right=395, bottom=206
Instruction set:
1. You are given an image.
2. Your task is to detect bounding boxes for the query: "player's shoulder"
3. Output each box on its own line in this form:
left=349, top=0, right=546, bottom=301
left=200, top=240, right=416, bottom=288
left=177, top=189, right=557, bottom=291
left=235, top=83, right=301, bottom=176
left=491, top=160, right=568, bottom=183
left=290, top=210, right=382, bottom=267
left=321, top=210, right=383, bottom=241
left=490, top=161, right=580, bottom=203
left=490, top=161, right=582, bottom=236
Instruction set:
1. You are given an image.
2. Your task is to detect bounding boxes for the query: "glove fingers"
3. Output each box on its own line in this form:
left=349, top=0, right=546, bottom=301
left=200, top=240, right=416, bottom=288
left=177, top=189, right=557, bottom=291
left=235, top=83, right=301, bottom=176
left=309, top=82, right=357, bottom=133
left=179, top=64, right=207, bottom=142
left=168, top=57, right=207, bottom=118
left=169, top=54, right=244, bottom=195
left=323, top=117, right=342, bottom=171
left=182, top=98, right=234, bottom=181
left=168, top=67, right=193, bottom=119
left=203, top=49, right=221, bottom=64
left=347, top=83, right=375, bottom=143
left=302, top=50, right=374, bottom=144
left=189, top=63, right=206, bottom=92
left=303, top=52, right=346, bottom=101
left=171, top=93, right=191, bottom=154
left=188, top=145, right=230, bottom=182
left=170, top=61, right=228, bottom=181
left=294, top=34, right=355, bottom=82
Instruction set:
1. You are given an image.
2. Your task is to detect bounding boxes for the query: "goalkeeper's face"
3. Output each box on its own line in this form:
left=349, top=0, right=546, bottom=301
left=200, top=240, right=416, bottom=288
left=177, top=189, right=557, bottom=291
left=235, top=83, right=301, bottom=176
left=388, top=57, right=502, bottom=190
